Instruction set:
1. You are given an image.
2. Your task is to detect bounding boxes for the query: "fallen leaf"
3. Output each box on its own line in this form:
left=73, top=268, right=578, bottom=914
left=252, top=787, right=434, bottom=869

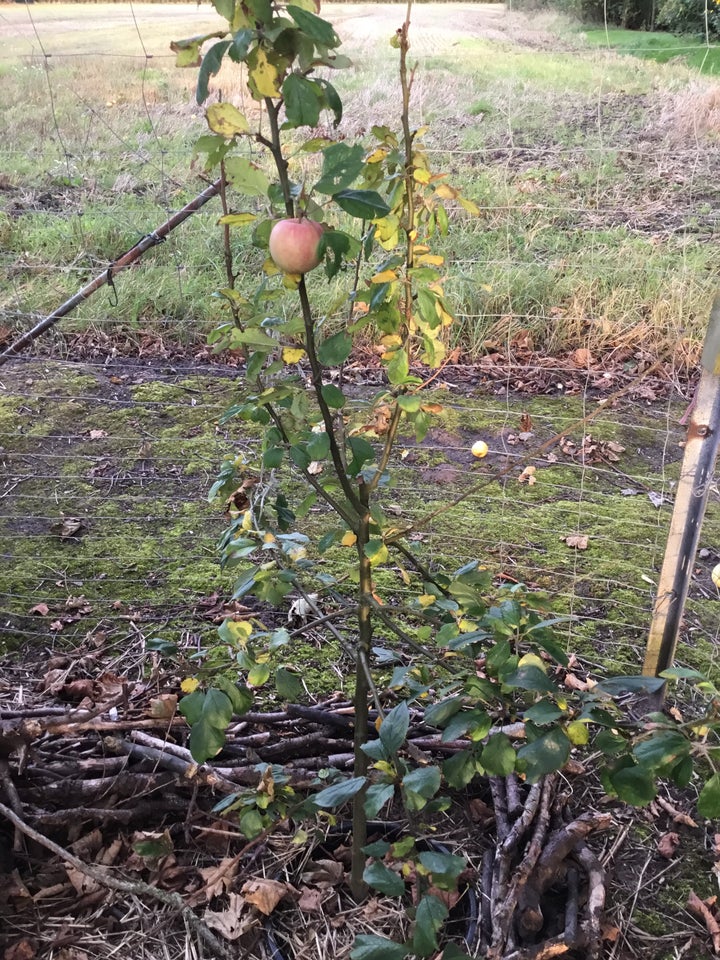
left=563, top=535, right=589, bottom=550
left=297, top=886, right=326, bottom=913
left=87, top=429, right=108, bottom=440
left=203, top=893, right=256, bottom=940
left=240, top=878, right=289, bottom=915
left=3, top=939, right=37, bottom=960
left=29, top=603, right=49, bottom=616
left=301, top=858, right=345, bottom=888
left=600, top=922, right=621, bottom=942
left=51, top=517, right=87, bottom=539
left=65, top=866, right=102, bottom=896
left=657, top=831, right=681, bottom=859
left=198, top=858, right=239, bottom=901
left=149, top=694, right=177, bottom=719
left=648, top=491, right=665, bottom=509
left=518, top=465, right=536, bottom=485
left=571, top=348, right=593, bottom=367
left=687, top=891, right=720, bottom=952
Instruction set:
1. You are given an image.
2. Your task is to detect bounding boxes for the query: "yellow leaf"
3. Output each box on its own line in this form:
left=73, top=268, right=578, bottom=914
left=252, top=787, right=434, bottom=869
left=371, top=269, right=398, bottom=284
left=241, top=511, right=253, bottom=531
left=421, top=403, right=444, bottom=414
left=519, top=653, right=547, bottom=674
left=263, top=257, right=281, bottom=276
left=248, top=47, right=281, bottom=98
left=341, top=531, right=357, bottom=547
left=380, top=334, right=403, bottom=347
left=282, top=347, right=306, bottom=364
left=206, top=102, right=250, bottom=138
left=459, top=197, right=481, bottom=216
left=181, top=677, right=200, bottom=693
left=367, top=147, right=388, bottom=163
left=712, top=563, right=720, bottom=588
left=282, top=272, right=301, bottom=290
left=481, top=284, right=493, bottom=293
left=397, top=564, right=411, bottom=586
left=263, top=532, right=276, bottom=544
left=218, top=212, right=257, bottom=227
left=458, top=619, right=478, bottom=632
left=434, top=184, right=458, bottom=200
left=566, top=721, right=589, bottom=746
left=418, top=594, right=437, bottom=608
left=416, top=254, right=444, bottom=266
left=413, top=168, right=431, bottom=184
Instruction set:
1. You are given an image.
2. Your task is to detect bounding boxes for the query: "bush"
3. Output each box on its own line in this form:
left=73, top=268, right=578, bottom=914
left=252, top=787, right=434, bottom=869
left=656, top=0, right=720, bottom=38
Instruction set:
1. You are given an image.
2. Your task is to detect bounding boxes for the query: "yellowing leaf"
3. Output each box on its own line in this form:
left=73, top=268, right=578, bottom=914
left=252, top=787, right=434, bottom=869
left=263, top=532, right=276, bottom=544
left=380, top=334, right=403, bottom=347
left=282, top=347, right=306, bottom=364
left=416, top=254, right=444, bottom=266
left=341, top=531, right=357, bottom=547
left=413, top=168, right=432, bottom=184
left=459, top=197, right=481, bottom=216
left=518, top=653, right=547, bottom=674
left=206, top=102, right=250, bottom=138
left=181, top=677, right=200, bottom=694
left=248, top=47, right=281, bottom=98
left=566, top=721, right=590, bottom=745
left=481, top=284, right=493, bottom=293
left=418, top=594, right=437, bottom=608
left=282, top=272, right=301, bottom=290
left=218, top=212, right=257, bottom=227
left=458, top=619, right=478, bottom=632
left=263, top=257, right=281, bottom=276
left=371, top=269, right=398, bottom=284
left=367, top=147, right=388, bottom=163
left=241, top=510, right=253, bottom=531
left=434, top=184, right=458, bottom=200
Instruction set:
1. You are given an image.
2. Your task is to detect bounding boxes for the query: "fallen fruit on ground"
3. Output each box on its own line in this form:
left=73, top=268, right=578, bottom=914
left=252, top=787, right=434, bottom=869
left=269, top=218, right=324, bottom=274
left=471, top=440, right=489, bottom=458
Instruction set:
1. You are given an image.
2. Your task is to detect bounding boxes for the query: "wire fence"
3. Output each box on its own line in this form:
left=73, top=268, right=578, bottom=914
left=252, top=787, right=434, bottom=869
left=1, top=3, right=719, bottom=677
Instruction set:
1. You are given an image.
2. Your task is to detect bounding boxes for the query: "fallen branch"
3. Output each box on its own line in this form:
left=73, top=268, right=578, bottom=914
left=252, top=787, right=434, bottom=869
left=0, top=799, right=234, bottom=960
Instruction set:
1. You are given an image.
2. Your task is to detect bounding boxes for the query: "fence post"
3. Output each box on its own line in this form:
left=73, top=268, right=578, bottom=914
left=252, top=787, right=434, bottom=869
left=642, top=293, right=720, bottom=697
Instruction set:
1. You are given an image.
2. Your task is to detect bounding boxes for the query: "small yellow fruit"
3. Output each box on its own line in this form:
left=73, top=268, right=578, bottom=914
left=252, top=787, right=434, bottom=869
left=471, top=440, right=489, bottom=459
left=712, top=563, right=720, bottom=589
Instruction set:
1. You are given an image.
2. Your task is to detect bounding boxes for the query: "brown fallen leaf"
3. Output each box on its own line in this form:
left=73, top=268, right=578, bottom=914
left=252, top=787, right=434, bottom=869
left=3, top=939, right=37, bottom=960
left=65, top=865, right=102, bottom=897
left=149, top=694, right=177, bottom=719
left=657, top=831, right=681, bottom=859
left=240, top=878, right=289, bottom=916
left=518, top=465, right=536, bottom=485
left=197, top=858, right=239, bottom=901
left=655, top=796, right=697, bottom=829
left=687, top=891, right=720, bottom=953
left=571, top=348, right=593, bottom=368
left=564, top=535, right=589, bottom=550
left=28, top=603, right=50, bottom=617
left=203, top=893, right=256, bottom=940
left=297, top=886, right=326, bottom=913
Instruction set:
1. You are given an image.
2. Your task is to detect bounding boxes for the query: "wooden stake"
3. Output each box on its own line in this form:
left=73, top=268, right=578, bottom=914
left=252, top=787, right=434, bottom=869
left=643, top=294, right=720, bottom=691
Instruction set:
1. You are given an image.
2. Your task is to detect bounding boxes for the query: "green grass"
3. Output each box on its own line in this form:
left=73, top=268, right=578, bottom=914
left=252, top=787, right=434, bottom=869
left=583, top=26, right=720, bottom=73
left=0, top=4, right=718, bottom=368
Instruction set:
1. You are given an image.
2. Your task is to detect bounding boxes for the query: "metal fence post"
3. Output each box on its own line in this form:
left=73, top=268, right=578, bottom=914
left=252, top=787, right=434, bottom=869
left=642, top=293, right=720, bottom=695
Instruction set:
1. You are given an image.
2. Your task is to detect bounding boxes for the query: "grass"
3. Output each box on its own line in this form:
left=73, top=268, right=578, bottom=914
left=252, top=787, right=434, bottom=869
left=0, top=4, right=718, bottom=368
left=583, top=25, right=720, bottom=74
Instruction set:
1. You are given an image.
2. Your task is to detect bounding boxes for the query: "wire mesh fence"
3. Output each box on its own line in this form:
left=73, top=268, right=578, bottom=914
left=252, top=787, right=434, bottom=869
left=1, top=3, right=719, bottom=677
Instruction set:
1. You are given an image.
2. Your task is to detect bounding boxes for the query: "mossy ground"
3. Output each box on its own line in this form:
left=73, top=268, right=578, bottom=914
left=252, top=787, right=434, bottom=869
left=2, top=360, right=718, bottom=692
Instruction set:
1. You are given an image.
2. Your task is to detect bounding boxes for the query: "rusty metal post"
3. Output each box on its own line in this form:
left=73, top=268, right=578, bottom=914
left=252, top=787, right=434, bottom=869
left=643, top=294, right=720, bottom=692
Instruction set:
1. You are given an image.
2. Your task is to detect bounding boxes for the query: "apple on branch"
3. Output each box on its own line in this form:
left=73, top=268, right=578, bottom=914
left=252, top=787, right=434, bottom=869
left=268, top=217, right=324, bottom=274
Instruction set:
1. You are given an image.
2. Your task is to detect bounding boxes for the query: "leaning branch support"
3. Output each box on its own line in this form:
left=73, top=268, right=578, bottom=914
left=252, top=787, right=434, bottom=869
left=0, top=178, right=223, bottom=368
left=0, top=799, right=233, bottom=960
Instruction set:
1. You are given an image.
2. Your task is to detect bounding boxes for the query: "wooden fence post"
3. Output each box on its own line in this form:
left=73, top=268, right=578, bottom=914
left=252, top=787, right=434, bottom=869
left=642, top=294, right=720, bottom=696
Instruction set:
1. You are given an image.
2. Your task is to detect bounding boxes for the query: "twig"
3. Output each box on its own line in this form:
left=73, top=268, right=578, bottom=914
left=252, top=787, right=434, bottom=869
left=0, top=799, right=234, bottom=960
left=0, top=758, right=25, bottom=852
left=575, top=844, right=606, bottom=960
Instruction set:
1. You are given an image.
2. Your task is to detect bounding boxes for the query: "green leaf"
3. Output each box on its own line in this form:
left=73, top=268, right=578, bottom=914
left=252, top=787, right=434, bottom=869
left=442, top=750, right=477, bottom=789
left=248, top=663, right=271, bottom=686
left=698, top=773, right=720, bottom=818
left=348, top=436, right=375, bottom=475
left=239, top=808, right=266, bottom=839
left=379, top=701, right=410, bottom=755
left=350, top=935, right=408, bottom=960
left=333, top=189, right=391, bottom=220
left=203, top=688, right=234, bottom=729
left=417, top=851, right=465, bottom=887
left=317, top=330, right=352, bottom=366
left=276, top=667, right=304, bottom=700
left=503, top=665, right=558, bottom=694
left=363, top=861, right=406, bottom=897
left=596, top=675, right=665, bottom=696
left=364, top=783, right=395, bottom=818
left=481, top=733, right=516, bottom=777
left=289, top=444, right=311, bottom=470
left=610, top=763, right=658, bottom=806
left=413, top=895, right=448, bottom=958
left=314, top=142, right=365, bottom=195
left=524, top=701, right=564, bottom=725
left=282, top=72, right=322, bottom=129
left=441, top=947, right=473, bottom=960
left=189, top=716, right=226, bottom=762
left=216, top=679, right=253, bottom=716
left=517, top=728, right=571, bottom=783
left=595, top=729, right=628, bottom=756
left=634, top=730, right=690, bottom=770
left=424, top=696, right=464, bottom=728
left=263, top=446, right=284, bottom=468
left=322, top=384, right=347, bottom=409
left=402, top=766, right=441, bottom=801
left=287, top=5, right=341, bottom=47
left=224, top=157, right=270, bottom=197
left=386, top=349, right=410, bottom=385
left=314, top=776, right=367, bottom=809
left=197, top=39, right=231, bottom=104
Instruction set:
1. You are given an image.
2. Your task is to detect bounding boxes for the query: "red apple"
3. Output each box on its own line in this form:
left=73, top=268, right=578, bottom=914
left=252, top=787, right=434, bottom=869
left=268, top=217, right=324, bottom=274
